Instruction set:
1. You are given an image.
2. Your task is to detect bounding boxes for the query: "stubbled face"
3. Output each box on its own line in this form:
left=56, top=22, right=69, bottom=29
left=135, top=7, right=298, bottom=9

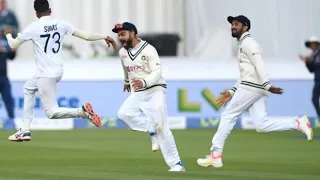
left=231, top=20, right=247, bottom=38
left=118, top=30, right=134, bottom=49
left=310, top=42, right=320, bottom=51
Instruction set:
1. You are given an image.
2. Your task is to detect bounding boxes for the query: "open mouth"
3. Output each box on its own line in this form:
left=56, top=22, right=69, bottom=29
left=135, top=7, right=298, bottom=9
left=121, top=41, right=127, bottom=46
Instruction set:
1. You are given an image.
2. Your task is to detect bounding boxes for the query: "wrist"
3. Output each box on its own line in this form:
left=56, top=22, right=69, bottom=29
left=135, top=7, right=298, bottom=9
left=142, top=79, right=147, bottom=88
left=227, top=89, right=235, bottom=96
left=265, top=84, right=272, bottom=91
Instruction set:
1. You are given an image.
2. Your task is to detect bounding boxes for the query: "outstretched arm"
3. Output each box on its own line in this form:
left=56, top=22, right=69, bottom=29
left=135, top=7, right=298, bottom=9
left=72, top=29, right=107, bottom=41
left=5, top=33, right=23, bottom=49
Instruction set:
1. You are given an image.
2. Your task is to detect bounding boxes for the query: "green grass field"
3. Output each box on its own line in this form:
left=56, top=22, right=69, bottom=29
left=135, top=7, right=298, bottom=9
left=0, top=129, right=319, bottom=180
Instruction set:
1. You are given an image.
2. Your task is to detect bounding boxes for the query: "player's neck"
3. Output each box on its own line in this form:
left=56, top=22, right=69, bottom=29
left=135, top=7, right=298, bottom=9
left=237, top=32, right=249, bottom=41
left=131, top=38, right=141, bottom=49
left=37, top=12, right=51, bottom=19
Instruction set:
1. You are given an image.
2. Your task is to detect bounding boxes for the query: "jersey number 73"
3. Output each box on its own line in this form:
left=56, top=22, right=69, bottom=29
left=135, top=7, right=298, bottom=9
left=40, top=32, right=61, bottom=54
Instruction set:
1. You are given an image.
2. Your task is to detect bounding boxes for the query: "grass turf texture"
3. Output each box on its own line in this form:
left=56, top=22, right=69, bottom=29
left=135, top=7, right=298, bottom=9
left=0, top=129, right=319, bottom=180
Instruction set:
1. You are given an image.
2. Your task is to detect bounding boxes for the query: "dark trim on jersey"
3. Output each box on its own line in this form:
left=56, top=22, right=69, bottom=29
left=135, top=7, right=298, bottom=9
left=239, top=34, right=251, bottom=44
left=142, top=79, right=147, bottom=88
left=127, top=42, right=148, bottom=61
left=134, top=84, right=167, bottom=92
left=262, top=81, right=270, bottom=87
left=231, top=87, right=237, bottom=92
left=240, top=81, right=265, bottom=90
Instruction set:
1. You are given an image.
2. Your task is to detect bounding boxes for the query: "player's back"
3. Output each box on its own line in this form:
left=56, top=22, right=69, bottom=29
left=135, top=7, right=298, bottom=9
left=21, top=16, right=76, bottom=78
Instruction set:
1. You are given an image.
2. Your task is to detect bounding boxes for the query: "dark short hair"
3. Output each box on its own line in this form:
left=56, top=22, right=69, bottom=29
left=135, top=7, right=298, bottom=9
left=34, top=0, right=49, bottom=13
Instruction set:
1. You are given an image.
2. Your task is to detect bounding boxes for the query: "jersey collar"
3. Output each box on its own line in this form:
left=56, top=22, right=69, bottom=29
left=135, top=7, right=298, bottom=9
left=238, top=32, right=251, bottom=44
left=129, top=38, right=145, bottom=50
left=38, top=16, right=53, bottom=20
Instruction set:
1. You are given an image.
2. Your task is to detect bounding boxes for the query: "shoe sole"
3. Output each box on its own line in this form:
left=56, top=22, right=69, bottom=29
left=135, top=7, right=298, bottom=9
left=169, top=168, right=185, bottom=172
left=83, top=102, right=101, bottom=127
left=9, top=138, right=31, bottom=142
left=305, top=116, right=314, bottom=142
left=197, top=161, right=223, bottom=168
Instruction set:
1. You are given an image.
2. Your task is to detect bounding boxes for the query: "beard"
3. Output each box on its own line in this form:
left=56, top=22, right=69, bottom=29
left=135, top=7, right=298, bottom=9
left=121, top=38, right=133, bottom=50
left=231, top=28, right=243, bottom=38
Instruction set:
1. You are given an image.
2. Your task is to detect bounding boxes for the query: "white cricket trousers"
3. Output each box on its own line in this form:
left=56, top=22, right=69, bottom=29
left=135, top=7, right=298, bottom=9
left=22, top=75, right=82, bottom=131
left=211, top=88, right=298, bottom=155
left=118, top=90, right=181, bottom=168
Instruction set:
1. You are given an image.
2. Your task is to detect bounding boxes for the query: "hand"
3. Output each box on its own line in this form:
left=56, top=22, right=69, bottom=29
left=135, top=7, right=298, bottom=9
left=123, top=84, right=130, bottom=92
left=299, top=54, right=312, bottom=63
left=268, top=85, right=283, bottom=94
left=4, top=27, right=12, bottom=36
left=105, top=36, right=117, bottom=50
left=216, top=91, right=232, bottom=106
left=132, top=79, right=143, bottom=89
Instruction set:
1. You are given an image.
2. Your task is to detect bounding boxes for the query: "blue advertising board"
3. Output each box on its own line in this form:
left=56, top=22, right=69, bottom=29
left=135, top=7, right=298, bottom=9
left=0, top=80, right=316, bottom=118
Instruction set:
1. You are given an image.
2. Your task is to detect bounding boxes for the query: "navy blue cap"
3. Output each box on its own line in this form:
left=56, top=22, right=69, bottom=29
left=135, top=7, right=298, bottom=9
left=112, top=22, right=138, bottom=34
left=227, top=15, right=251, bottom=30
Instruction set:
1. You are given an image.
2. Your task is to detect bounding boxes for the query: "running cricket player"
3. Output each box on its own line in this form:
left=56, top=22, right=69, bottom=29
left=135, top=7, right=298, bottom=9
left=6, top=0, right=117, bottom=142
left=112, top=22, right=185, bottom=172
left=197, top=15, right=314, bottom=168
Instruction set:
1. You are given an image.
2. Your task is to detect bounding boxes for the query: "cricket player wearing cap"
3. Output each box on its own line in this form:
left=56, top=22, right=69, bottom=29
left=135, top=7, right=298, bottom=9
left=111, top=22, right=185, bottom=172
left=197, top=15, right=314, bottom=168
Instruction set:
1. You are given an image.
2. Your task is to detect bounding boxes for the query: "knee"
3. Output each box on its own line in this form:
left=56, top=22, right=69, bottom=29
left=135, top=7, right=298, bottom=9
left=256, top=122, right=267, bottom=133
left=23, top=84, right=34, bottom=95
left=117, top=108, right=130, bottom=121
left=45, top=108, right=56, bottom=119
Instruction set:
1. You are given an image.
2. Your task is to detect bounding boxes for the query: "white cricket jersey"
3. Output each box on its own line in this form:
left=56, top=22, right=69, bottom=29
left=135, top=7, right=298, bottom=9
left=229, top=32, right=271, bottom=96
left=17, top=16, right=76, bottom=78
left=119, top=39, right=166, bottom=95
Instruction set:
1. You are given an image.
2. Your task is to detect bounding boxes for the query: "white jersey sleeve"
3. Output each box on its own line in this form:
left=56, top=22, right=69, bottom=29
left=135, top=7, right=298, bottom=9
left=17, top=23, right=34, bottom=43
left=142, top=46, right=162, bottom=87
left=119, top=48, right=129, bottom=85
left=60, top=20, right=76, bottom=36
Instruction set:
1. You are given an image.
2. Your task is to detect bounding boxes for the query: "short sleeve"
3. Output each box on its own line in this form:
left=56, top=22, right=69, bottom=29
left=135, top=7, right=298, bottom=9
left=17, top=24, right=33, bottom=42
left=61, top=20, right=76, bottom=36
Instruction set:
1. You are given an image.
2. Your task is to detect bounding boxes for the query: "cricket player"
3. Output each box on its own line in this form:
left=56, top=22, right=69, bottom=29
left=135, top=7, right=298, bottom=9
left=112, top=22, right=185, bottom=172
left=197, top=15, right=314, bottom=168
left=5, top=0, right=117, bottom=142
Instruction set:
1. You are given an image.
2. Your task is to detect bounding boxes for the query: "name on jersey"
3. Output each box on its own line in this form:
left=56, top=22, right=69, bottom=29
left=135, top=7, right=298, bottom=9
left=44, top=24, right=58, bottom=33
left=126, top=65, right=145, bottom=72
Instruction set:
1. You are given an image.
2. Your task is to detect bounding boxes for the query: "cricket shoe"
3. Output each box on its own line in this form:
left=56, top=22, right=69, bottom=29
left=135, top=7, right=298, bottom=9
left=8, top=129, right=31, bottom=142
left=296, top=115, right=314, bottom=142
left=82, top=102, right=101, bottom=127
left=150, top=132, right=160, bottom=152
left=169, top=161, right=185, bottom=172
left=197, top=153, right=223, bottom=168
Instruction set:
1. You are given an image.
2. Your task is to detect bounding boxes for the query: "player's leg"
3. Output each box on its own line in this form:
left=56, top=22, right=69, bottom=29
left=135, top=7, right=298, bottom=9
left=0, top=76, right=14, bottom=118
left=197, top=88, right=260, bottom=168
left=141, top=90, right=185, bottom=171
left=37, top=77, right=101, bottom=127
left=117, top=94, right=147, bottom=132
left=8, top=75, right=37, bottom=142
left=250, top=96, right=313, bottom=141
left=312, top=85, right=320, bottom=117
left=118, top=93, right=159, bottom=152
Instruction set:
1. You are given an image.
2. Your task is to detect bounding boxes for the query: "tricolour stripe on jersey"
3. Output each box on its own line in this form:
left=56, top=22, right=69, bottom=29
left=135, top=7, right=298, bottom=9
left=127, top=42, right=149, bottom=60
left=135, top=84, right=167, bottom=92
